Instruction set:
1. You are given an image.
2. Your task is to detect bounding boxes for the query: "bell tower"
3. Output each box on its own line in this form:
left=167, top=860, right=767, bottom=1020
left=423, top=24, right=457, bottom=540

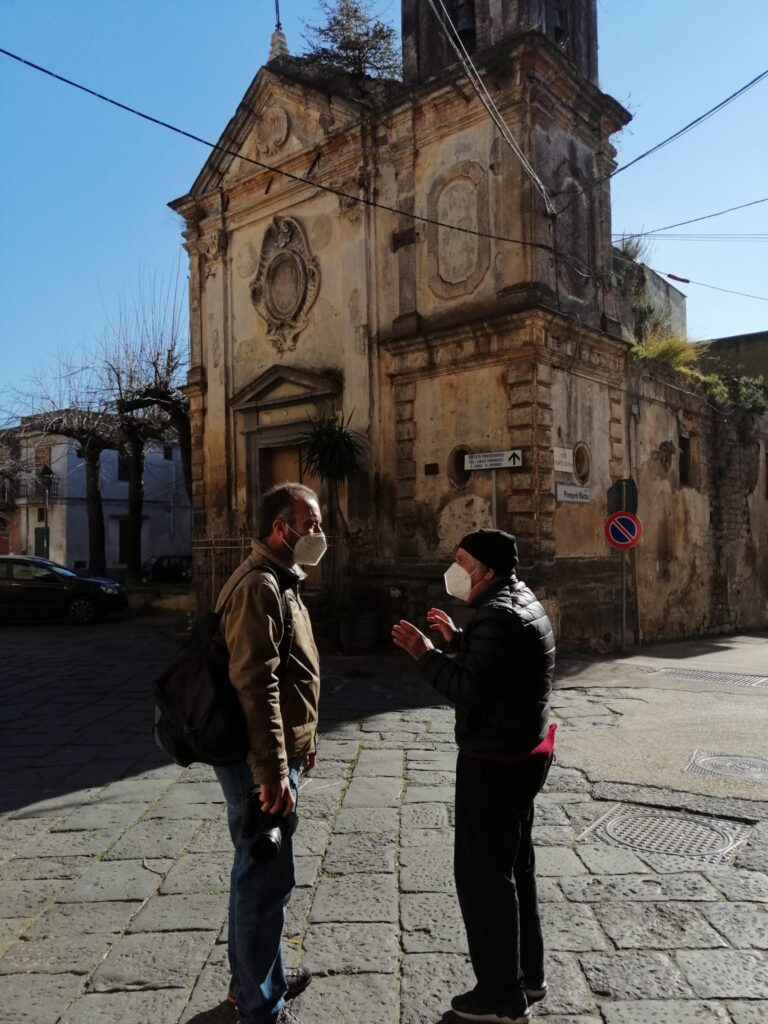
left=402, top=0, right=598, bottom=87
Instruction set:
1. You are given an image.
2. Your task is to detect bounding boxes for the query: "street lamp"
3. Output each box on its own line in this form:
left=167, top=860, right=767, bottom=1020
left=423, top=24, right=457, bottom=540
left=38, top=464, right=53, bottom=559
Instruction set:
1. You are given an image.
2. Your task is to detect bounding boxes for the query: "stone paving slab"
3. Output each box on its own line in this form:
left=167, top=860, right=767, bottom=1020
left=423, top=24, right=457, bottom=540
left=323, top=831, right=397, bottom=873
left=310, top=874, right=398, bottom=923
left=593, top=902, right=728, bottom=949
left=128, top=893, right=228, bottom=933
left=400, top=952, right=474, bottom=1024
left=728, top=1001, right=768, bottom=1024
left=59, top=989, right=189, bottom=1024
left=159, top=853, right=231, bottom=895
left=580, top=950, right=694, bottom=999
left=539, top=903, right=608, bottom=951
left=400, top=891, right=467, bottom=954
left=0, top=932, right=116, bottom=975
left=700, top=901, right=768, bottom=948
left=59, top=860, right=161, bottom=903
left=601, top=1001, right=731, bottom=1024
left=343, top=776, right=403, bottom=808
left=89, top=929, right=217, bottom=992
left=25, top=900, right=143, bottom=940
left=676, top=950, right=768, bottom=998
left=293, top=972, right=398, bottom=1024
left=560, top=872, right=721, bottom=902
left=103, top=818, right=204, bottom=861
left=302, top=921, right=399, bottom=974
left=2, top=970, right=85, bottom=1024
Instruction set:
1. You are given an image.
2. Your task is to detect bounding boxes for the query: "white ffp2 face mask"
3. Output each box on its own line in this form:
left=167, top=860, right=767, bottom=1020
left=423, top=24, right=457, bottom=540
left=444, top=561, right=476, bottom=601
left=284, top=524, right=327, bottom=566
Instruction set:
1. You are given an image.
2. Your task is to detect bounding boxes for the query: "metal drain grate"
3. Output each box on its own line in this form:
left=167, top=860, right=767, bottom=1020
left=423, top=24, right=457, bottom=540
left=653, top=668, right=768, bottom=688
left=686, top=750, right=768, bottom=782
left=578, top=805, right=752, bottom=864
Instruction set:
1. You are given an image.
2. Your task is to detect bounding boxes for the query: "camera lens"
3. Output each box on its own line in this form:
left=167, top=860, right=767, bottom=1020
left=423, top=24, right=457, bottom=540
left=251, top=825, right=283, bottom=863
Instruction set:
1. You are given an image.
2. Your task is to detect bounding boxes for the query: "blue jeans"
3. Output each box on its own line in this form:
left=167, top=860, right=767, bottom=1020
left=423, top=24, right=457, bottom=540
left=214, top=758, right=301, bottom=1024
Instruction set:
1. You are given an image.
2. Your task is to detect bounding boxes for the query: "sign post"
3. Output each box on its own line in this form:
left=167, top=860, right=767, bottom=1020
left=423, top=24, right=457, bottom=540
left=604, top=507, right=643, bottom=651
left=464, top=450, right=523, bottom=528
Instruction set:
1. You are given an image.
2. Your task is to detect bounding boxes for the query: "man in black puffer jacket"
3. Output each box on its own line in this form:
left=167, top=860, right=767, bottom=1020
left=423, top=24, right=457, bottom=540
left=392, top=529, right=556, bottom=1024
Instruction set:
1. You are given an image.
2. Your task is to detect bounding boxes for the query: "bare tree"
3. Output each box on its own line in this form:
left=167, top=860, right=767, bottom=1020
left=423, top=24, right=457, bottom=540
left=98, top=273, right=190, bottom=582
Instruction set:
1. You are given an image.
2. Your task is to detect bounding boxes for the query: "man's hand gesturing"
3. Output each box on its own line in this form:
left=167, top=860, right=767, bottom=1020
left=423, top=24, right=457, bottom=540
left=426, top=607, right=457, bottom=644
left=392, top=619, right=434, bottom=661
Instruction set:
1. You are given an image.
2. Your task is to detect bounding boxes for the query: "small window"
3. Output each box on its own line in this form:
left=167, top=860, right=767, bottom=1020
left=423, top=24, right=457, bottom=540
left=118, top=518, right=130, bottom=564
left=163, top=445, right=173, bottom=461
left=679, top=435, right=691, bottom=487
left=117, top=452, right=130, bottom=482
left=573, top=443, right=591, bottom=485
left=448, top=445, right=473, bottom=489
left=37, top=507, right=46, bottom=524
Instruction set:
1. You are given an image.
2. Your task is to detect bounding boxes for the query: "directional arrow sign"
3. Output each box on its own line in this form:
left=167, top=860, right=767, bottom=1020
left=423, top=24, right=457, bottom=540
left=604, top=511, right=643, bottom=549
left=465, top=450, right=523, bottom=471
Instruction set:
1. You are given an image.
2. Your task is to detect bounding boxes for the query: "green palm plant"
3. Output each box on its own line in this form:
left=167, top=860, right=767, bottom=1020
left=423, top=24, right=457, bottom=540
left=298, top=411, right=365, bottom=585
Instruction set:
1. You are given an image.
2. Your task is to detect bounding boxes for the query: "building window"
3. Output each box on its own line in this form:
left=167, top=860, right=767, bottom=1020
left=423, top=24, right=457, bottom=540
left=117, top=452, right=130, bottom=482
left=448, top=0, right=476, bottom=52
left=37, top=507, right=46, bottom=524
left=448, top=445, right=473, bottom=489
left=573, top=443, right=591, bottom=485
left=163, top=444, right=173, bottom=461
left=678, top=435, right=691, bottom=487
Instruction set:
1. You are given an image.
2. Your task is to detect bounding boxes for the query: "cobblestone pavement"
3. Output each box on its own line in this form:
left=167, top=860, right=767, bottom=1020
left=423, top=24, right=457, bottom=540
left=1, top=617, right=767, bottom=1024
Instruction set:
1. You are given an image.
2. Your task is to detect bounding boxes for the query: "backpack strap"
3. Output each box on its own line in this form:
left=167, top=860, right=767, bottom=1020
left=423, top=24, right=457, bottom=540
left=254, top=564, right=294, bottom=683
left=218, top=562, right=295, bottom=683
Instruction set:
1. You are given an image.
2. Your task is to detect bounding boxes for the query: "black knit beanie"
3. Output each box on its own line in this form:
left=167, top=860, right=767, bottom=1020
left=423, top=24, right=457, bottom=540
left=459, top=529, right=519, bottom=574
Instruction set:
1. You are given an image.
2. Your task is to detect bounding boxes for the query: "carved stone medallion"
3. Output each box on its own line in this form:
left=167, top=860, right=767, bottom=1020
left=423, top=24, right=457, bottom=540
left=256, top=105, right=290, bottom=156
left=427, top=161, right=490, bottom=299
left=250, top=217, right=320, bottom=352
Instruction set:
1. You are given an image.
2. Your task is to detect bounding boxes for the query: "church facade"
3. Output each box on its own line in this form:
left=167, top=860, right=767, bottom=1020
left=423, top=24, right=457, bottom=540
left=170, top=1, right=768, bottom=648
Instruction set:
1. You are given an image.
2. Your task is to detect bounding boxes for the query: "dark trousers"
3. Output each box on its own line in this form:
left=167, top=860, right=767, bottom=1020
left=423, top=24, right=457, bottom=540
left=454, top=751, right=552, bottom=1005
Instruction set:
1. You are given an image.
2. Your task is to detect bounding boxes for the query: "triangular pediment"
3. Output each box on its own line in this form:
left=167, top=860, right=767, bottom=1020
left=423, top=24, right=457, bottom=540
left=231, top=365, right=340, bottom=412
left=173, top=64, right=365, bottom=203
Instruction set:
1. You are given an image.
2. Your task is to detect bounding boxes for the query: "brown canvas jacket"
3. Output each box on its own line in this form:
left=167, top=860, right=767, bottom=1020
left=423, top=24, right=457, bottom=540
left=217, top=540, right=320, bottom=784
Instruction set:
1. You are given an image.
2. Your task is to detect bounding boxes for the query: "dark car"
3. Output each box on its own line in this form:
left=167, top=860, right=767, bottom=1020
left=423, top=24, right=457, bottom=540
left=0, top=556, right=128, bottom=625
left=141, top=555, right=192, bottom=584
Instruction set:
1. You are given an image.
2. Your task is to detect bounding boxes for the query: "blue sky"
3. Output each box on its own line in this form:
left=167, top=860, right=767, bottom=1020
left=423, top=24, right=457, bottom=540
left=1, top=1, right=766, bottom=402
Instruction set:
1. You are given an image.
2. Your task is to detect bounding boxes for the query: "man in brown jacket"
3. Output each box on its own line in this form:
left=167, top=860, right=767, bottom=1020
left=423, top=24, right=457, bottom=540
left=215, top=482, right=324, bottom=1024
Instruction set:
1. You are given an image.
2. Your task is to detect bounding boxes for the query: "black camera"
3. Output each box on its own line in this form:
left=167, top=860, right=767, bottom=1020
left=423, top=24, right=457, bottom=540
left=241, top=789, right=298, bottom=863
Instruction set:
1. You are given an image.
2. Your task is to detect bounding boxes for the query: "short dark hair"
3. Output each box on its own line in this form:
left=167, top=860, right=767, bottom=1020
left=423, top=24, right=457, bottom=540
left=258, top=482, right=319, bottom=539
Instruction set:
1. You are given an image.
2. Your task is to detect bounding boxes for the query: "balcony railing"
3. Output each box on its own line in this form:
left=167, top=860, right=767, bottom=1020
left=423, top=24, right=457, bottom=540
left=17, top=477, right=60, bottom=501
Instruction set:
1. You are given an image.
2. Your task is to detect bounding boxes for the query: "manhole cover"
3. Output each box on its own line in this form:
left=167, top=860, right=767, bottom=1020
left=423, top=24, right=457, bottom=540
left=686, top=751, right=768, bottom=782
left=654, top=668, right=768, bottom=688
left=578, top=805, right=752, bottom=863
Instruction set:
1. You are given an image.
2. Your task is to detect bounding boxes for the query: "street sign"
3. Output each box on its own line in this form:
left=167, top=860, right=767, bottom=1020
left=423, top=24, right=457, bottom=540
left=557, top=484, right=591, bottom=504
left=464, top=450, right=522, bottom=470
left=604, top=511, right=643, bottom=549
left=554, top=446, right=574, bottom=473
left=607, top=478, right=638, bottom=515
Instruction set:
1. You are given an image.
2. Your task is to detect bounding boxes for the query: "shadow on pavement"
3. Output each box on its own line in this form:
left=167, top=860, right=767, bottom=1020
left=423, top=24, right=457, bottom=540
left=0, top=618, right=439, bottom=817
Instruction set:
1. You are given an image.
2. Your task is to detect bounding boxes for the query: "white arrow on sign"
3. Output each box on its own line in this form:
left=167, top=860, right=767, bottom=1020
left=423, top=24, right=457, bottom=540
left=465, top=450, right=523, bottom=471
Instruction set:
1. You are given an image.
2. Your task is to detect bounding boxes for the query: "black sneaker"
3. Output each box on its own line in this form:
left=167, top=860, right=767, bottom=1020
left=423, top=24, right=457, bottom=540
left=286, top=965, right=312, bottom=1001
left=524, top=981, right=547, bottom=1005
left=450, top=990, right=530, bottom=1024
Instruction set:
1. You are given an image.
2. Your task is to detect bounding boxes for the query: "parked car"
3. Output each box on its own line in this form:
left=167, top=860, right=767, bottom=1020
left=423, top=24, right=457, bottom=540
left=141, top=554, right=192, bottom=584
left=0, top=556, right=127, bottom=625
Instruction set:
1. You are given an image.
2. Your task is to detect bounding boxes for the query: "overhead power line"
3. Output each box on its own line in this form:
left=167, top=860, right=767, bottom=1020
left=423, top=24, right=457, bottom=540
left=611, top=65, right=768, bottom=179
left=662, top=273, right=768, bottom=302
left=616, top=195, right=768, bottom=239
left=556, top=66, right=768, bottom=212
left=613, top=233, right=768, bottom=243
left=0, top=45, right=571, bottom=261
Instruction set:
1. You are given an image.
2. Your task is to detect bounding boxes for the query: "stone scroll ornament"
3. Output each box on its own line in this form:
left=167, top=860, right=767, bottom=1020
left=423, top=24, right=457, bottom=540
left=250, top=217, right=320, bottom=353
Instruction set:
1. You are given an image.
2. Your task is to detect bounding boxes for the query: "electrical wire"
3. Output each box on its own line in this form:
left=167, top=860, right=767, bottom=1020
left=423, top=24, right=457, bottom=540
left=425, top=0, right=556, bottom=215
left=0, top=45, right=566, bottom=260
left=614, top=196, right=768, bottom=239
left=612, top=250, right=768, bottom=302
left=612, top=233, right=768, bottom=242
left=556, top=67, right=768, bottom=212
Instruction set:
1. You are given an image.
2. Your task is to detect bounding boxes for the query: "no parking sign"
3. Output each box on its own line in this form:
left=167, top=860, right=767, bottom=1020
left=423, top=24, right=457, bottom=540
left=604, top=511, right=643, bottom=549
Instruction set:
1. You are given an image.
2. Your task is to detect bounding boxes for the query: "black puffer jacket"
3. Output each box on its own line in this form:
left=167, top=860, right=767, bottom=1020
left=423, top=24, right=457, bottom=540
left=418, top=575, right=555, bottom=752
